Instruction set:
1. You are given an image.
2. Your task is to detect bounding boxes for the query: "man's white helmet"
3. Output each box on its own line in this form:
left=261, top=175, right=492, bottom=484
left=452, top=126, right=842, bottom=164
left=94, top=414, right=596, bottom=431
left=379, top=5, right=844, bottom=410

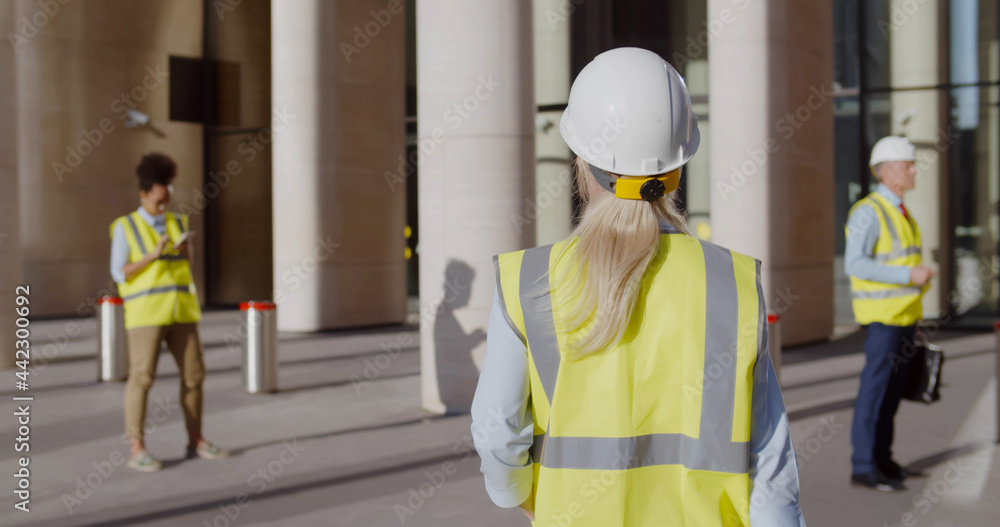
left=869, top=136, right=916, bottom=167
left=559, top=47, right=700, bottom=177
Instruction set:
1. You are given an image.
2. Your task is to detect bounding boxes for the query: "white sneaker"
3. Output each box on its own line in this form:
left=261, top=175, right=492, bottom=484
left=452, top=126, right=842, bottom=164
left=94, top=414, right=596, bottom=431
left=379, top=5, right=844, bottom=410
left=186, top=441, right=230, bottom=460
left=127, top=451, right=163, bottom=472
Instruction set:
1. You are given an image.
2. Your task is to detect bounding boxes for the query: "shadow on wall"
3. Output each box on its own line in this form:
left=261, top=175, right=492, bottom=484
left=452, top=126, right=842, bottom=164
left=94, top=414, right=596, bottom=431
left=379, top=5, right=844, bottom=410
left=434, top=259, right=486, bottom=414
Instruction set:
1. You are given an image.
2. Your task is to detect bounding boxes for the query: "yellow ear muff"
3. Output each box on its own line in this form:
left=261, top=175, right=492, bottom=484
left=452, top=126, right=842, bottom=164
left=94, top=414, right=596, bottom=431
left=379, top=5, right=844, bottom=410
left=613, top=169, right=681, bottom=201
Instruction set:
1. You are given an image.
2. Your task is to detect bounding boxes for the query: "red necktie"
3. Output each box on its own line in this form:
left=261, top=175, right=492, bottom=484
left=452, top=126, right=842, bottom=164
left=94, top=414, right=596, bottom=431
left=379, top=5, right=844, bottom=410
left=899, top=203, right=910, bottom=221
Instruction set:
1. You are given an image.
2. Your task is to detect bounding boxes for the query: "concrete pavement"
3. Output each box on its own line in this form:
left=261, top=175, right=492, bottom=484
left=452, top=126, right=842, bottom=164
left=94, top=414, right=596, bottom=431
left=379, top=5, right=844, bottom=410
left=0, top=311, right=997, bottom=526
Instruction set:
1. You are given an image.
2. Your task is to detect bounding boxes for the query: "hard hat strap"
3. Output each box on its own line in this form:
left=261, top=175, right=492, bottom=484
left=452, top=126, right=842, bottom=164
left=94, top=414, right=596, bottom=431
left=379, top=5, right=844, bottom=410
left=588, top=163, right=681, bottom=202
left=588, top=163, right=619, bottom=194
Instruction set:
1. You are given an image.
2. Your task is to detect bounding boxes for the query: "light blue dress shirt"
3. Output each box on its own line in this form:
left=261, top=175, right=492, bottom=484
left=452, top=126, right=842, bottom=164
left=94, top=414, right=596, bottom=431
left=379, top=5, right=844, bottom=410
left=843, top=184, right=913, bottom=285
left=471, top=284, right=807, bottom=525
left=110, top=207, right=167, bottom=284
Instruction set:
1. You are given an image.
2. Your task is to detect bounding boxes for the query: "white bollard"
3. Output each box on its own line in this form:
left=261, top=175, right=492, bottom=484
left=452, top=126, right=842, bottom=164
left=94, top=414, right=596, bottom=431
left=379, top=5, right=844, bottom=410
left=98, top=296, right=129, bottom=382
left=242, top=301, right=278, bottom=394
left=995, top=321, right=1000, bottom=443
left=768, top=312, right=782, bottom=384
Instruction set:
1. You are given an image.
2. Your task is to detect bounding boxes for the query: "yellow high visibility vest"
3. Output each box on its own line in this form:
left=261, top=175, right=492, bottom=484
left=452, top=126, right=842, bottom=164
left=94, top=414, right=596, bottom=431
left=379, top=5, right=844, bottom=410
left=846, top=192, right=923, bottom=326
left=493, top=228, right=762, bottom=527
left=110, top=211, right=202, bottom=329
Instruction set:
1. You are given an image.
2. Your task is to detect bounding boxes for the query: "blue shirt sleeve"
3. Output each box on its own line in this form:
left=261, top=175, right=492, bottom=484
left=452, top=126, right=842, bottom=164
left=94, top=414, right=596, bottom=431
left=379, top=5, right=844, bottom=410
left=749, top=347, right=807, bottom=526
left=844, top=204, right=912, bottom=285
left=110, top=222, right=130, bottom=285
left=471, top=288, right=535, bottom=509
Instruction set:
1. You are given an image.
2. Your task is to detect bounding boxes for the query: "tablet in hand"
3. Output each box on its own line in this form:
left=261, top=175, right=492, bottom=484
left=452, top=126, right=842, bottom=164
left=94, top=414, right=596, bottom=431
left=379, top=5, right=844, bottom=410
left=173, top=231, right=194, bottom=250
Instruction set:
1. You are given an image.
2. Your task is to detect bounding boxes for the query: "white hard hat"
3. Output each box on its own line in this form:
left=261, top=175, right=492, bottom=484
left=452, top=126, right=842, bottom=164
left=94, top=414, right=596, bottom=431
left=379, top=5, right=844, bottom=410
left=560, top=47, right=700, bottom=177
left=869, top=136, right=916, bottom=167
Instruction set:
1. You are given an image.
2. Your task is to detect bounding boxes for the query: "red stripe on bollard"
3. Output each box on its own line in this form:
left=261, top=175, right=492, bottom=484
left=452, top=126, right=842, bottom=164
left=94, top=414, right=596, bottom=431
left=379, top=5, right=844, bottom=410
left=766, top=311, right=782, bottom=384
left=97, top=296, right=123, bottom=305
left=995, top=321, right=1000, bottom=442
left=240, top=301, right=276, bottom=311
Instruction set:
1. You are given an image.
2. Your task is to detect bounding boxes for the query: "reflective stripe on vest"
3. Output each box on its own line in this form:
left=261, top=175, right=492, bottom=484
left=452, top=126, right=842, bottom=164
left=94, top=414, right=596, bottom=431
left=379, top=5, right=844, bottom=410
left=520, top=244, right=560, bottom=406
left=852, top=286, right=923, bottom=300
left=516, top=239, right=753, bottom=475
left=874, top=246, right=922, bottom=262
left=492, top=255, right=526, bottom=344
left=541, top=433, right=747, bottom=473
left=121, top=284, right=192, bottom=301
left=124, top=214, right=149, bottom=254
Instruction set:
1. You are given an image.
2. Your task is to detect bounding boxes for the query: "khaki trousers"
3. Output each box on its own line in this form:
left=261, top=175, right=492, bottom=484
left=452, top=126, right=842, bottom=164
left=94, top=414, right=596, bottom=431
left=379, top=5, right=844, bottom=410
left=124, top=323, right=206, bottom=442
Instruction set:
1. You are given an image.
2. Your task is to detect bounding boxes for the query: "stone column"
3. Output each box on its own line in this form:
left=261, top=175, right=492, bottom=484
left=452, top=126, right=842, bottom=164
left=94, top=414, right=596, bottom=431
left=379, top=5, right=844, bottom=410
left=708, top=0, right=835, bottom=345
left=0, top=1, right=20, bottom=370
left=271, top=0, right=407, bottom=331
left=669, top=0, right=712, bottom=239
left=888, top=0, right=946, bottom=318
left=417, top=0, right=535, bottom=413
left=532, top=0, right=572, bottom=245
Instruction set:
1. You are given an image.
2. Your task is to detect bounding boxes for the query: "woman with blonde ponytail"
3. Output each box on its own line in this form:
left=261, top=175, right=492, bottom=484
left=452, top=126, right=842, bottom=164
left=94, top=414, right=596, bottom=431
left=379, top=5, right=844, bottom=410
left=471, top=48, right=805, bottom=527
left=557, top=156, right=690, bottom=358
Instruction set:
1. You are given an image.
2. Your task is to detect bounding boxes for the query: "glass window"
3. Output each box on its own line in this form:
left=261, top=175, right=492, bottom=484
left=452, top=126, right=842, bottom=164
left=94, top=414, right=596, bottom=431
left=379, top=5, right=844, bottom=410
left=949, top=85, right=1000, bottom=318
left=834, top=0, right=861, bottom=91
left=833, top=95, right=863, bottom=325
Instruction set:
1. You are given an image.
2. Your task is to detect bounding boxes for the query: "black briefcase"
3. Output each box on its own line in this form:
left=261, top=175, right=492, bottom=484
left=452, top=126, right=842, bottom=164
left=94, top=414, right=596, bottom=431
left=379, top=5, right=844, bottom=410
left=901, top=341, right=944, bottom=404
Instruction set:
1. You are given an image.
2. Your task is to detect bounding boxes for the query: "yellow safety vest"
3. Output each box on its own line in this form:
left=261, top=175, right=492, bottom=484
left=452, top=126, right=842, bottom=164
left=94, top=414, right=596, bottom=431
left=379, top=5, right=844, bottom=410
left=493, top=228, right=762, bottom=527
left=846, top=192, right=923, bottom=326
left=110, top=211, right=202, bottom=329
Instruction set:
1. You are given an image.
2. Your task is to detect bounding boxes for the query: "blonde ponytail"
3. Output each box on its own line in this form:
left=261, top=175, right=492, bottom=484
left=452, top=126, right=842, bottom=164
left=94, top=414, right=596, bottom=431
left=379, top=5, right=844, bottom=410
left=555, top=157, right=689, bottom=358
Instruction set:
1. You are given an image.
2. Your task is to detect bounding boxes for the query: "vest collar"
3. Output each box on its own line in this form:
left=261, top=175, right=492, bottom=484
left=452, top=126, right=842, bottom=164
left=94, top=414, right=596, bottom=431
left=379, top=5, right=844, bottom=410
left=658, top=218, right=684, bottom=234
left=135, top=206, right=166, bottom=229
